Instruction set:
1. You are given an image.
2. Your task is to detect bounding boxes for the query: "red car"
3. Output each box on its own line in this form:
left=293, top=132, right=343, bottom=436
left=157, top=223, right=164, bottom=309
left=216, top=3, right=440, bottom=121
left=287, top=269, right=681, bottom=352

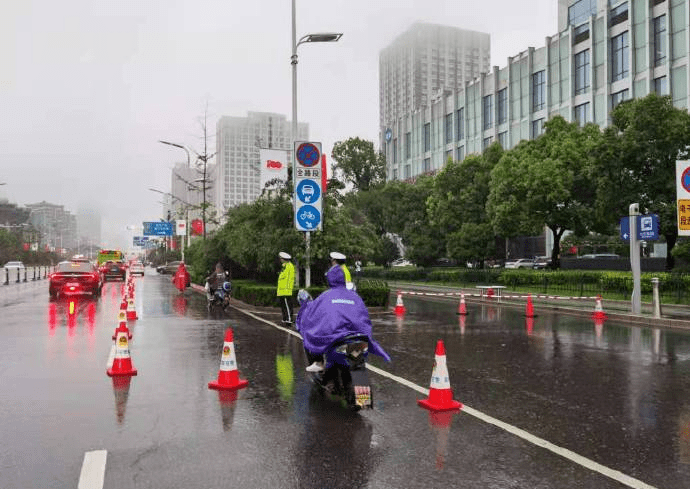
left=49, top=260, right=103, bottom=298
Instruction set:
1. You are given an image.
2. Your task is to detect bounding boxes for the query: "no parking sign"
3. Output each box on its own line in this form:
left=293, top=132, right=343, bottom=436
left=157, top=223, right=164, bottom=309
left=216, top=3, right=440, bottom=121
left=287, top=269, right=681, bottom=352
left=294, top=142, right=323, bottom=231
left=677, top=160, right=690, bottom=236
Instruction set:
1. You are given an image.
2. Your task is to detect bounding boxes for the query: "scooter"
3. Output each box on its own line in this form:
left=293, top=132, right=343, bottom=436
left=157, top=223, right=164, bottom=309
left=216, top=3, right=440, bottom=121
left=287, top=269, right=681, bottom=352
left=308, top=334, right=373, bottom=411
left=207, top=281, right=232, bottom=311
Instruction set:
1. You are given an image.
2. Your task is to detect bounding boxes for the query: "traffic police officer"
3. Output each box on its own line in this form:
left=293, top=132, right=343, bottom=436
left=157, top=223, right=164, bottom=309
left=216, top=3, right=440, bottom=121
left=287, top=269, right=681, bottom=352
left=277, top=252, right=295, bottom=326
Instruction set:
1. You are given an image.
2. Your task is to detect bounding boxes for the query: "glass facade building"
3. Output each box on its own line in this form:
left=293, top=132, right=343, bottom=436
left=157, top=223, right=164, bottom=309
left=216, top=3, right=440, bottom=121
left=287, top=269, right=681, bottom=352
left=382, top=0, right=689, bottom=180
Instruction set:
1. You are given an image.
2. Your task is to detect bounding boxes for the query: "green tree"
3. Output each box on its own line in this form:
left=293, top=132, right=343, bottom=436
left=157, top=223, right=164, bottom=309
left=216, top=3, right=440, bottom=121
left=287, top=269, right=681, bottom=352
left=488, top=116, right=601, bottom=267
left=594, top=94, right=690, bottom=269
left=331, top=137, right=386, bottom=192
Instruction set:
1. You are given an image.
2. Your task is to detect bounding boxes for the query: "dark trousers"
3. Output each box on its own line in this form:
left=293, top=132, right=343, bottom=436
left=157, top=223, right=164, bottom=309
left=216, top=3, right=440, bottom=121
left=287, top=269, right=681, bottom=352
left=279, top=295, right=293, bottom=325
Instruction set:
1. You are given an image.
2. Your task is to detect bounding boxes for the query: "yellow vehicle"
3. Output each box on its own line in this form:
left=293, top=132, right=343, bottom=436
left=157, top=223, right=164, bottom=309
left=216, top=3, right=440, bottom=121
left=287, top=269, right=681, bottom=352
left=97, top=249, right=125, bottom=265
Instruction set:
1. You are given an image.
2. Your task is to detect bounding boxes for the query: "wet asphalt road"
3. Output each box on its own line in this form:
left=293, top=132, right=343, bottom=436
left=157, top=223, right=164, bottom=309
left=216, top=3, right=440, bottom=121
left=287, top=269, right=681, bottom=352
left=2, top=272, right=690, bottom=488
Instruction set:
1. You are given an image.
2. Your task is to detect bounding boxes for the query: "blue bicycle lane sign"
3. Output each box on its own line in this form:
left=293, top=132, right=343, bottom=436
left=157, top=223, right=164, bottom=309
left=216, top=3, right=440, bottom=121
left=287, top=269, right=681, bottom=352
left=295, top=205, right=321, bottom=230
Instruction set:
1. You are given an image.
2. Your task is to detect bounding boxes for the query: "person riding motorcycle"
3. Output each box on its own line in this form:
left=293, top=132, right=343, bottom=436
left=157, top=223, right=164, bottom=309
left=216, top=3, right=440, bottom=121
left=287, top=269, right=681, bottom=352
left=295, top=265, right=390, bottom=372
left=205, top=262, right=229, bottom=301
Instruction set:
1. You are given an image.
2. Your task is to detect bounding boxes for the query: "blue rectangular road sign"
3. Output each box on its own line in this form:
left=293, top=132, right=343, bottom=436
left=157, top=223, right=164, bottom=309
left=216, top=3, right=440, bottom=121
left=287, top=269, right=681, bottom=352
left=620, top=214, right=659, bottom=242
left=143, top=222, right=174, bottom=236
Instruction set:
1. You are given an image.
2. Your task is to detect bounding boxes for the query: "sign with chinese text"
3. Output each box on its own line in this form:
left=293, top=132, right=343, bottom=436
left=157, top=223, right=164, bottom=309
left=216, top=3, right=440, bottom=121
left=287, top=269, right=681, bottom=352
left=294, top=141, right=323, bottom=231
left=677, top=161, right=690, bottom=236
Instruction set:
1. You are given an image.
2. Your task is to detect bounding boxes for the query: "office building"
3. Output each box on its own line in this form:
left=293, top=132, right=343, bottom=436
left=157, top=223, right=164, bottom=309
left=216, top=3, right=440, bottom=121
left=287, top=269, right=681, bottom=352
left=382, top=0, right=689, bottom=181
left=214, top=112, right=308, bottom=215
left=379, top=22, right=491, bottom=148
left=26, top=201, right=77, bottom=251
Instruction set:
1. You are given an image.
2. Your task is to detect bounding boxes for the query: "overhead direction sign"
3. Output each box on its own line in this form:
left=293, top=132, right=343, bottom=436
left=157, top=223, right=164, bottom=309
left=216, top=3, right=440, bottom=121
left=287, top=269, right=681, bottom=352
left=294, top=141, right=323, bottom=231
left=143, top=221, right=174, bottom=236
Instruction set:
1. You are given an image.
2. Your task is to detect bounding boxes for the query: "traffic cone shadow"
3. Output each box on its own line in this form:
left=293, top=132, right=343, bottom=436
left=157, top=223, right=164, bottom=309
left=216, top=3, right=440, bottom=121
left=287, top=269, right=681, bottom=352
left=208, top=328, right=249, bottom=391
left=418, top=340, right=462, bottom=412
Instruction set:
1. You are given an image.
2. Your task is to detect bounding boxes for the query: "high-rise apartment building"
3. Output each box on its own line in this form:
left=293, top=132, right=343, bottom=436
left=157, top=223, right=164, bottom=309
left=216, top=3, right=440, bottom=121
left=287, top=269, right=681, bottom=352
left=214, top=112, right=308, bottom=215
left=26, top=201, right=77, bottom=250
left=379, top=23, right=491, bottom=146
left=383, top=0, right=689, bottom=182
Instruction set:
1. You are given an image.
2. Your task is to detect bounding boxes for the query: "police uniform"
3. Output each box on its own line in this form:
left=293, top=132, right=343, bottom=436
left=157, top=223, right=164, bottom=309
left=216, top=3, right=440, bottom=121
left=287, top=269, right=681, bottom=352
left=277, top=252, right=295, bottom=325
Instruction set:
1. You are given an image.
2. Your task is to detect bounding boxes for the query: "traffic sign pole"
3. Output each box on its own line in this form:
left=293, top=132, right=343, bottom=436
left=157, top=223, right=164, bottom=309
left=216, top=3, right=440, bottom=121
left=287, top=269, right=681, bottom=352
left=629, top=203, right=641, bottom=314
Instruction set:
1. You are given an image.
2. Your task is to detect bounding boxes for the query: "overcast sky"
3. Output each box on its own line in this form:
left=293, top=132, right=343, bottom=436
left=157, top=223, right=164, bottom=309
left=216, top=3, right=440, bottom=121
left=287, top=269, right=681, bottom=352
left=0, top=0, right=557, bottom=248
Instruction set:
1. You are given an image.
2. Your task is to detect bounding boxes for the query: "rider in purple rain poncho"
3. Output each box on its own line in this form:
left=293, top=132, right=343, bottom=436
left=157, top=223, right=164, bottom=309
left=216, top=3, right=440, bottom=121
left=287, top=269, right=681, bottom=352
left=296, top=264, right=390, bottom=371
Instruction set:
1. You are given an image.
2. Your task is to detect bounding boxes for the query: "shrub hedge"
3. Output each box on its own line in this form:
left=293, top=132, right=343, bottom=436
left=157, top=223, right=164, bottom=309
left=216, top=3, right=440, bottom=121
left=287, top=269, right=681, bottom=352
left=229, top=279, right=390, bottom=308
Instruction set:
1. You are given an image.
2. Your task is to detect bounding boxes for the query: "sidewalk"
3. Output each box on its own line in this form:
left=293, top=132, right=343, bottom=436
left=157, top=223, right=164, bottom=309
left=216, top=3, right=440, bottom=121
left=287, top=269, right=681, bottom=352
left=387, top=281, right=690, bottom=331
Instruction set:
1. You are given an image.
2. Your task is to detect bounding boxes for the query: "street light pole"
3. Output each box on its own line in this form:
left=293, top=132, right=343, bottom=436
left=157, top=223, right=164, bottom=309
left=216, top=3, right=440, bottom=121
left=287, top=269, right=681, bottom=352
left=291, top=0, right=342, bottom=287
left=159, top=140, right=191, bottom=168
left=149, top=188, right=193, bottom=262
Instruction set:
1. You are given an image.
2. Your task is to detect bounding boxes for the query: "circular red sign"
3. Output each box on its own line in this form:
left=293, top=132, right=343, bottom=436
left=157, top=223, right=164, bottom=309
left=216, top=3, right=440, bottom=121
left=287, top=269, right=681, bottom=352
left=682, top=167, right=690, bottom=193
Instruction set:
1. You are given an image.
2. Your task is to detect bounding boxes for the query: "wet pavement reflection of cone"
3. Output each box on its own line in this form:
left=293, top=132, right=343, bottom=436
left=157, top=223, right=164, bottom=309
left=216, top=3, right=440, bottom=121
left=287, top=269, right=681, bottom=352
left=112, top=375, right=132, bottom=425
left=525, top=294, right=535, bottom=318
left=428, top=410, right=456, bottom=470
left=456, top=293, right=467, bottom=315
left=525, top=317, right=534, bottom=336
left=107, top=325, right=137, bottom=377
left=458, top=315, right=466, bottom=335
left=394, top=291, right=406, bottom=315
left=418, top=340, right=462, bottom=412
left=208, top=328, right=248, bottom=391
left=218, top=390, right=238, bottom=432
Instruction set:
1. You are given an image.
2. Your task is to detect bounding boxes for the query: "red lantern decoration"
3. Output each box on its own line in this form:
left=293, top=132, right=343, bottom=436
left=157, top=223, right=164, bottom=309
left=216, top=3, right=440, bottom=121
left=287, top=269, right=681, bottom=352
left=191, top=219, right=204, bottom=236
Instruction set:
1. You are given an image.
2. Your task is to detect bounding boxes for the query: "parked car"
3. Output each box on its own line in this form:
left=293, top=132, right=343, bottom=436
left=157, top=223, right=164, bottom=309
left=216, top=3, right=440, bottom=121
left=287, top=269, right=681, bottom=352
left=391, top=258, right=413, bottom=267
left=3, top=261, right=25, bottom=269
left=434, top=257, right=458, bottom=267
left=157, top=261, right=183, bottom=274
left=532, top=256, right=552, bottom=269
left=49, top=260, right=103, bottom=298
left=504, top=258, right=534, bottom=269
left=579, top=253, right=620, bottom=259
left=100, top=260, right=127, bottom=281
left=129, top=261, right=145, bottom=276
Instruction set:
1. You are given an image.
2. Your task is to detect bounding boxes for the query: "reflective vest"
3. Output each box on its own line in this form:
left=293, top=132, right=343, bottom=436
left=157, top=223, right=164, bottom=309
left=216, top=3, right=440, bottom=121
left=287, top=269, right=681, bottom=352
left=341, top=264, right=352, bottom=283
left=277, top=262, right=295, bottom=296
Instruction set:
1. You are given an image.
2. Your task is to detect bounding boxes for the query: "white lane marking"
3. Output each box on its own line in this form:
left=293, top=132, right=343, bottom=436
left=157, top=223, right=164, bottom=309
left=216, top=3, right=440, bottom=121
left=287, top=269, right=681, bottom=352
left=227, top=303, right=658, bottom=489
left=78, top=450, right=107, bottom=489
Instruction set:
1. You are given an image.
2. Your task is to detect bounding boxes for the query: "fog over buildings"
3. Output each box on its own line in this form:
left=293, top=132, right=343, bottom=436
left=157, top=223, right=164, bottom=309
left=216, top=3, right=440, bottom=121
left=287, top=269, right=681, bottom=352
left=1, top=0, right=558, bottom=249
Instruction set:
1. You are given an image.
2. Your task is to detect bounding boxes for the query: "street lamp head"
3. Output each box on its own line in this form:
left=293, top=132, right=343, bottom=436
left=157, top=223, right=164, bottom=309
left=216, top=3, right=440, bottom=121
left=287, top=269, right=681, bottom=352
left=159, top=140, right=183, bottom=149
left=298, top=32, right=343, bottom=45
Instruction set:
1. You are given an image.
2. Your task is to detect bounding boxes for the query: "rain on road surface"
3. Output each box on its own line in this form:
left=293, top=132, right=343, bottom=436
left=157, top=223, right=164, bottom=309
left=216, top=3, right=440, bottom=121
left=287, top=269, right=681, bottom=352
left=2, top=271, right=690, bottom=488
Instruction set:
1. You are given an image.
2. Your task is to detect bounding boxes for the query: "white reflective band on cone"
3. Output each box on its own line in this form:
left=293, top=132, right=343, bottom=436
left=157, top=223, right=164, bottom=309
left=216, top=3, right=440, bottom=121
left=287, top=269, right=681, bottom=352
left=219, top=341, right=237, bottom=371
left=429, top=354, right=451, bottom=389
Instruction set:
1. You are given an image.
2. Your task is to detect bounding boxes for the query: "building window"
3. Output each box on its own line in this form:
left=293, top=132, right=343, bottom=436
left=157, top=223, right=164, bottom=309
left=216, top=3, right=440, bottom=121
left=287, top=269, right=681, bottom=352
left=653, top=15, right=666, bottom=67
left=404, top=132, right=411, bottom=159
left=498, top=131, right=508, bottom=148
left=609, top=2, right=629, bottom=27
left=574, top=50, right=590, bottom=95
left=651, top=0, right=665, bottom=5
left=392, top=138, right=398, bottom=163
left=497, top=88, right=508, bottom=124
left=611, top=31, right=629, bottom=82
left=531, top=118, right=544, bottom=139
left=573, top=23, right=590, bottom=45
left=392, top=168, right=398, bottom=180
left=483, top=136, right=494, bottom=150
left=654, top=76, right=668, bottom=95
left=611, top=89, right=630, bottom=108
left=445, top=113, right=453, bottom=144
left=423, top=158, right=431, bottom=173
left=483, top=95, right=494, bottom=129
left=445, top=150, right=453, bottom=163
left=532, top=71, right=546, bottom=111
left=404, top=164, right=411, bottom=179
left=456, top=146, right=465, bottom=162
left=574, top=102, right=590, bottom=126
left=423, top=123, right=431, bottom=152
left=456, top=108, right=464, bottom=140
left=568, top=0, right=596, bottom=26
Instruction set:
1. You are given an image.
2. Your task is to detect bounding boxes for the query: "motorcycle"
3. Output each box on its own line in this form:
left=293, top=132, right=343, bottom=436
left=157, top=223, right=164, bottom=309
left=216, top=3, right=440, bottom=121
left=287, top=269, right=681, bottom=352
left=207, top=281, right=232, bottom=311
left=309, top=333, right=373, bottom=411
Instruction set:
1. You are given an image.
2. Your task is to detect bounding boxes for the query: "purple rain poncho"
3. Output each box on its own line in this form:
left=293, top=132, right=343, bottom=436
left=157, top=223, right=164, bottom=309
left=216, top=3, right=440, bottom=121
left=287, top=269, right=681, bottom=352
left=296, top=266, right=391, bottom=361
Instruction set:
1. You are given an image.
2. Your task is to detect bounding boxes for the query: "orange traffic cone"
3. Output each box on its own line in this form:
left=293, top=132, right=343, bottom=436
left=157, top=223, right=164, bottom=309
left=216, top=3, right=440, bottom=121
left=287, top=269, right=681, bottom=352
left=126, top=298, right=138, bottom=320
left=394, top=291, right=406, bottom=315
left=592, top=295, right=607, bottom=320
left=525, top=294, right=535, bottom=318
left=107, top=324, right=137, bottom=377
left=208, top=328, right=249, bottom=391
left=112, top=310, right=133, bottom=340
left=456, top=293, right=468, bottom=315
left=418, top=340, right=462, bottom=412
left=486, top=287, right=495, bottom=298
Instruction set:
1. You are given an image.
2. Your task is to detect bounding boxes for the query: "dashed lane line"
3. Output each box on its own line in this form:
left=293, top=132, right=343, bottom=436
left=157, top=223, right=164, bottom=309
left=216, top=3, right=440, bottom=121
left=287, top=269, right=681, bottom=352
left=231, top=302, right=658, bottom=489
left=78, top=450, right=107, bottom=489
